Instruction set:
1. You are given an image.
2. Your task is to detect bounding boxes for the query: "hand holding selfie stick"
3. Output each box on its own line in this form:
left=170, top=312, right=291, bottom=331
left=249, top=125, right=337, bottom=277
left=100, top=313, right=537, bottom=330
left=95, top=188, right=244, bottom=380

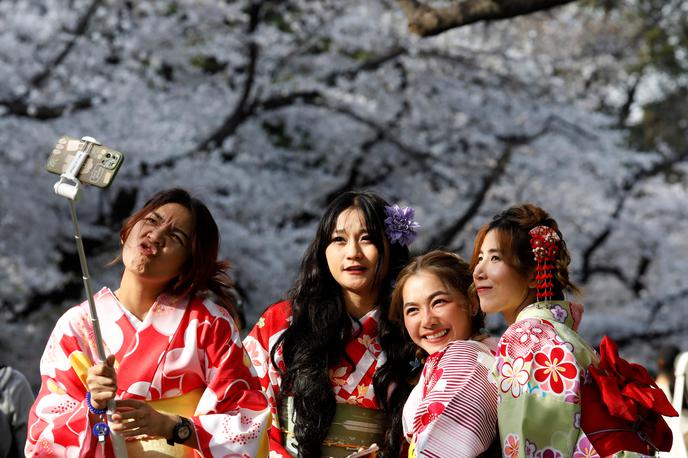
left=53, top=136, right=128, bottom=458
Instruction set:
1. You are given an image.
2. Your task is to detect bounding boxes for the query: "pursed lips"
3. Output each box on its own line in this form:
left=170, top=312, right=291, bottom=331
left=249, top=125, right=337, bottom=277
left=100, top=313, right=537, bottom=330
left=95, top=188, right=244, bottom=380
left=139, top=241, right=158, bottom=257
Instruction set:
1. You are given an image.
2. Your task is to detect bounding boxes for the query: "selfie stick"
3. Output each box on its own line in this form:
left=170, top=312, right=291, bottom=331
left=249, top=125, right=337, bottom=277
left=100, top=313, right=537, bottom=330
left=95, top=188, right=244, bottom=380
left=53, top=136, right=128, bottom=458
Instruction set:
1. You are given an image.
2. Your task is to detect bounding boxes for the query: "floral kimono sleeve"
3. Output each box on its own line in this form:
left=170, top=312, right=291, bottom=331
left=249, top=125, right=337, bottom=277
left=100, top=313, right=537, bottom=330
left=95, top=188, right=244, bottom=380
left=406, top=340, right=497, bottom=457
left=243, top=301, right=292, bottom=457
left=497, top=319, right=589, bottom=458
left=497, top=303, right=647, bottom=458
left=26, top=306, right=102, bottom=457
left=190, top=302, right=271, bottom=457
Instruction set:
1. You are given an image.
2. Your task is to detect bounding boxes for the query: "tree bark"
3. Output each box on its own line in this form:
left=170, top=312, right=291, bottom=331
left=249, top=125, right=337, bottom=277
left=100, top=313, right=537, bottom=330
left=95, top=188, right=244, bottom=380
left=396, top=0, right=578, bottom=37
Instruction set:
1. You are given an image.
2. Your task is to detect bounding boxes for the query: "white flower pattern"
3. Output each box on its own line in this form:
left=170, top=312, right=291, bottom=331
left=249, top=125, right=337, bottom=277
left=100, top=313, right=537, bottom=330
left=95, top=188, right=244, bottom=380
left=499, top=357, right=530, bottom=398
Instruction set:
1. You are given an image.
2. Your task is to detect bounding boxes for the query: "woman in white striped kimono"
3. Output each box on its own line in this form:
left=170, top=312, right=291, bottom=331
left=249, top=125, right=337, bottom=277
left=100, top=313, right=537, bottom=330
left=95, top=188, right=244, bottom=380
left=390, top=250, right=499, bottom=458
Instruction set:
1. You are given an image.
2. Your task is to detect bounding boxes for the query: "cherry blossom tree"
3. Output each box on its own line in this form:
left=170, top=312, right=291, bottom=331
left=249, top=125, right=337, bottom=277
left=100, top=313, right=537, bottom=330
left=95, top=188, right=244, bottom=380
left=0, top=0, right=685, bottom=386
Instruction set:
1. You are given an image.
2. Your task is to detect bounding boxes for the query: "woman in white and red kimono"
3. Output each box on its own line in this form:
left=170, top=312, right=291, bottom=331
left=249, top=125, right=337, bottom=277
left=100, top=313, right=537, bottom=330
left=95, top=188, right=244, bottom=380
left=390, top=250, right=499, bottom=457
left=244, top=191, right=418, bottom=457
left=26, top=188, right=270, bottom=457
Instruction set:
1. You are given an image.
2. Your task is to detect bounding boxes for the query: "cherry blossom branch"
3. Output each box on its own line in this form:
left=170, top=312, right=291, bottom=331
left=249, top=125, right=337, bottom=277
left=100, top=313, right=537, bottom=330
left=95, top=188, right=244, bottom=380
left=396, top=0, right=578, bottom=37
left=0, top=0, right=102, bottom=119
left=580, top=150, right=688, bottom=289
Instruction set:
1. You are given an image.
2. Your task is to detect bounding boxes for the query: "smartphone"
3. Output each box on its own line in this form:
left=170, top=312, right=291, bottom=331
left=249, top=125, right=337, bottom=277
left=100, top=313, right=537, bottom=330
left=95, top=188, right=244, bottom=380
left=46, top=136, right=124, bottom=188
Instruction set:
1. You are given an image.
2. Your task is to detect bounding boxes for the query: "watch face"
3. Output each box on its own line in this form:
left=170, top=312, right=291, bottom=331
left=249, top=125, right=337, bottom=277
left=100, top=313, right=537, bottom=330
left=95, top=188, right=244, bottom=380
left=177, top=424, right=191, bottom=441
left=173, top=418, right=192, bottom=443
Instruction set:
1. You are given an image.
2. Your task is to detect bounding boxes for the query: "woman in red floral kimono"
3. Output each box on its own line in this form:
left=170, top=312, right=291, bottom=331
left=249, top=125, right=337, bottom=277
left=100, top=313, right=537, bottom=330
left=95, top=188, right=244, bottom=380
left=26, top=188, right=270, bottom=457
left=390, top=250, right=499, bottom=457
left=244, top=191, right=418, bottom=457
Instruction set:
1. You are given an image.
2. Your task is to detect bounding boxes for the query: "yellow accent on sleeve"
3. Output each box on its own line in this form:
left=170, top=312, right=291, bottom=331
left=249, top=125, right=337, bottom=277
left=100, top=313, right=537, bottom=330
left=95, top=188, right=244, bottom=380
left=68, top=351, right=94, bottom=389
left=46, top=378, right=66, bottom=395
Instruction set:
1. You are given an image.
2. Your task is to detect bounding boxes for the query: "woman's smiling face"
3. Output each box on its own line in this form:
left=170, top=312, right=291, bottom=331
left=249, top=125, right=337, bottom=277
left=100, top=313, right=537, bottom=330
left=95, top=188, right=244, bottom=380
left=402, top=271, right=473, bottom=355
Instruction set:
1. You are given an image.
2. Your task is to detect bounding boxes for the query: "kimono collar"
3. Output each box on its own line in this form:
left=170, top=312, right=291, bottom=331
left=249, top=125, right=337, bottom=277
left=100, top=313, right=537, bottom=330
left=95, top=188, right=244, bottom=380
left=350, top=307, right=381, bottom=336
left=515, top=300, right=575, bottom=329
left=92, top=287, right=191, bottom=400
left=105, top=287, right=187, bottom=312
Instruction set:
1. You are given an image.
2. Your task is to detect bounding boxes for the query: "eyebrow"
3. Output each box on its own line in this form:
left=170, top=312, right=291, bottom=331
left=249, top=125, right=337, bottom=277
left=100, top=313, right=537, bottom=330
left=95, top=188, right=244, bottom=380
left=150, top=211, right=190, bottom=243
left=332, top=227, right=369, bottom=234
left=403, top=290, right=449, bottom=309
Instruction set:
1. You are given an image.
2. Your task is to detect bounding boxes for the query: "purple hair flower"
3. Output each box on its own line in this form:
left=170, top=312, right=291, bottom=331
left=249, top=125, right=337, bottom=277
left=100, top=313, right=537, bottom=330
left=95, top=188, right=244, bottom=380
left=384, top=204, right=420, bottom=246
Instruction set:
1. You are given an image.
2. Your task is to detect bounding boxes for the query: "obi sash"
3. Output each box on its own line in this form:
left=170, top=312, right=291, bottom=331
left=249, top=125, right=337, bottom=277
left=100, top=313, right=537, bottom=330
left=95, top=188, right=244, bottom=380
left=124, top=388, right=203, bottom=458
left=279, top=396, right=388, bottom=458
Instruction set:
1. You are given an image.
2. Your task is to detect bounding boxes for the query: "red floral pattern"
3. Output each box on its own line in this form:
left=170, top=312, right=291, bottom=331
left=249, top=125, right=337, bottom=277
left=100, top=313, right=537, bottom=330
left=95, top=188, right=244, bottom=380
left=533, top=346, right=578, bottom=394
left=419, top=402, right=445, bottom=432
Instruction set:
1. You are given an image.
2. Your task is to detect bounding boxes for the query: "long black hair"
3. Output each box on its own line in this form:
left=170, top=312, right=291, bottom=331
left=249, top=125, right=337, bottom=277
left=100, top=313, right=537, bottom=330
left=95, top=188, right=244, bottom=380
left=271, top=190, right=415, bottom=457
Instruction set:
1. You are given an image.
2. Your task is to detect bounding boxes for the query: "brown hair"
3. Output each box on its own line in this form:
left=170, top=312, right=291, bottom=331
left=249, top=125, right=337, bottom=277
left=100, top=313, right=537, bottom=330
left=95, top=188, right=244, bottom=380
left=118, top=188, right=238, bottom=316
left=390, top=250, right=485, bottom=338
left=468, top=203, right=579, bottom=300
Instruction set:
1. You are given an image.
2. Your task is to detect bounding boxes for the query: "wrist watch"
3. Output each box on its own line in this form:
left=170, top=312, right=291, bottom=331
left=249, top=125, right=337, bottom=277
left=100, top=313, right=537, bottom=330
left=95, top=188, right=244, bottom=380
left=167, top=416, right=193, bottom=446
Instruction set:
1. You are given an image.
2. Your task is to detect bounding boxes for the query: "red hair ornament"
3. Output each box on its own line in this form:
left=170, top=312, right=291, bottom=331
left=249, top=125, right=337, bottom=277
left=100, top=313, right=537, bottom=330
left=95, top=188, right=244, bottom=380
left=581, top=336, right=677, bottom=455
left=529, top=225, right=560, bottom=301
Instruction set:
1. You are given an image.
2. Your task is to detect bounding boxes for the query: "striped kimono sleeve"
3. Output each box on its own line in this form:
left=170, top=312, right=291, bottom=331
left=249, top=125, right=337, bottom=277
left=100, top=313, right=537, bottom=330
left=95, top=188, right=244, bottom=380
left=406, top=340, right=498, bottom=457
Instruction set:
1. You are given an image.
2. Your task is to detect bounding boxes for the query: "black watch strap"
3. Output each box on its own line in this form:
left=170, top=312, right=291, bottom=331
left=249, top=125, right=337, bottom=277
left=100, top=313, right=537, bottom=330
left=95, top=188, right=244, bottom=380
left=166, top=416, right=193, bottom=446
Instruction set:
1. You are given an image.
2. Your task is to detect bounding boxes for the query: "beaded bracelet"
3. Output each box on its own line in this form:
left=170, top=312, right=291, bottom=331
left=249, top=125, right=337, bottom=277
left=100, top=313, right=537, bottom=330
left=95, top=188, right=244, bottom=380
left=86, top=392, right=108, bottom=415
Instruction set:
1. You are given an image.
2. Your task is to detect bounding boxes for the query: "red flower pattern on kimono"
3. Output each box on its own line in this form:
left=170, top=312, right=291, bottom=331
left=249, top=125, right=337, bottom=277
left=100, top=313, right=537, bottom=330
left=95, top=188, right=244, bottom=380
left=495, top=301, right=662, bottom=458
left=423, top=365, right=443, bottom=397
left=495, top=303, right=595, bottom=457
left=514, top=321, right=544, bottom=344
left=533, top=346, right=578, bottom=394
left=535, top=448, right=564, bottom=458
left=418, top=402, right=445, bottom=433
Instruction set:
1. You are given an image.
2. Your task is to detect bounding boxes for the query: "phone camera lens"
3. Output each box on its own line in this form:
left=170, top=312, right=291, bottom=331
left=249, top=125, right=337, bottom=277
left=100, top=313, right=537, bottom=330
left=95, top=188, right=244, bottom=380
left=106, top=153, right=111, bottom=158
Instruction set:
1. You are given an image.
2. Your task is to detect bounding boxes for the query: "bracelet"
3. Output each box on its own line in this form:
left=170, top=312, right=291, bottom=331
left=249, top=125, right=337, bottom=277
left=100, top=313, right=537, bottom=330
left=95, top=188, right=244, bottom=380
left=86, top=392, right=108, bottom=415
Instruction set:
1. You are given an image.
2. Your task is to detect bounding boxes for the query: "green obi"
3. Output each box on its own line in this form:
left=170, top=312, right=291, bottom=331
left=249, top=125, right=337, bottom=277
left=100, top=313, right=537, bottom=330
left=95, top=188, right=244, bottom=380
left=279, top=396, right=389, bottom=457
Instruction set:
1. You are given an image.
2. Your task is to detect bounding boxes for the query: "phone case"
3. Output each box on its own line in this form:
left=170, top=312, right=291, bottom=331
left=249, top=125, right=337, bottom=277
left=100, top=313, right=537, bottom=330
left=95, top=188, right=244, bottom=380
left=46, top=136, right=124, bottom=188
